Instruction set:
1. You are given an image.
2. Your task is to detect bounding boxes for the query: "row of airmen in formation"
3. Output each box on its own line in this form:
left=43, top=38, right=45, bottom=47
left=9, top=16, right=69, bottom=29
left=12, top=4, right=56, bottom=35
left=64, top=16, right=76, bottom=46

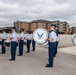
left=0, top=28, right=36, bottom=60
left=0, top=24, right=59, bottom=68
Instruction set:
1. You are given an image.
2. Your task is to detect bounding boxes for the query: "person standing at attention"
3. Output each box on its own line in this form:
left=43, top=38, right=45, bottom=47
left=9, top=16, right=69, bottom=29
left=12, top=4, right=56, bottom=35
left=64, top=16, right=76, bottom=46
left=25, top=31, right=32, bottom=53
left=45, top=24, right=57, bottom=68
left=0, top=29, right=8, bottom=54
left=54, top=29, right=59, bottom=57
left=31, top=32, right=36, bottom=51
left=9, top=27, right=17, bottom=61
left=18, top=28, right=25, bottom=56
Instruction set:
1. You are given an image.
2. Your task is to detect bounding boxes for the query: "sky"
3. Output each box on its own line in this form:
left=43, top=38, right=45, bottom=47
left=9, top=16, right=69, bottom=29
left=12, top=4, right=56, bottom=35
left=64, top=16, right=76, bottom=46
left=0, top=0, right=76, bottom=27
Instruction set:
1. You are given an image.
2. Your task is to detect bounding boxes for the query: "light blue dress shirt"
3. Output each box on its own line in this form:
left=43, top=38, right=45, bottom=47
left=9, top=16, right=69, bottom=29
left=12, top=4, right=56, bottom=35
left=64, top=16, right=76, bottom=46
left=11, top=31, right=17, bottom=42
left=2, top=32, right=8, bottom=39
left=49, top=31, right=57, bottom=42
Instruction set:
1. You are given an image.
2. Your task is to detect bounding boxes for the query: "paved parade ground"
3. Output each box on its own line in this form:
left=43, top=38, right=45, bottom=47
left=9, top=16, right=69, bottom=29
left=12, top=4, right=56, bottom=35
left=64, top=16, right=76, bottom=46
left=0, top=44, right=76, bottom=75
left=0, top=35, right=76, bottom=75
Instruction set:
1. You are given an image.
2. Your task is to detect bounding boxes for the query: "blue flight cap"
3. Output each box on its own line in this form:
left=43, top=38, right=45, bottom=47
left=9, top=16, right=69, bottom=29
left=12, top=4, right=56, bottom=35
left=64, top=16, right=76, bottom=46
left=51, top=24, right=56, bottom=28
left=12, top=27, right=16, bottom=30
left=21, top=28, right=24, bottom=31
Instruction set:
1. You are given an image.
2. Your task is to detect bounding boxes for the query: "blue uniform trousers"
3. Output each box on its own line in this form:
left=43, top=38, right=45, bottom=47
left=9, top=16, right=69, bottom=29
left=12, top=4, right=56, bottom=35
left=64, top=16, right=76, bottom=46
left=27, top=40, right=31, bottom=53
left=48, top=42, right=56, bottom=66
left=19, top=40, right=24, bottom=55
left=11, top=41, right=17, bottom=60
left=2, top=39, right=6, bottom=53
left=54, top=41, right=59, bottom=57
left=32, top=40, right=35, bottom=51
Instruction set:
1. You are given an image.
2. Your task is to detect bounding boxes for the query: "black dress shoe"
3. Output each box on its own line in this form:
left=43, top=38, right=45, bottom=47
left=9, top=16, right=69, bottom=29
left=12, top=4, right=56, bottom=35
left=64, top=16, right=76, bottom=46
left=46, top=64, right=49, bottom=65
left=31, top=50, right=35, bottom=51
left=18, top=54, right=22, bottom=56
left=0, top=53, right=5, bottom=54
left=26, top=52, right=30, bottom=53
left=45, top=64, right=53, bottom=67
left=9, top=59, right=15, bottom=61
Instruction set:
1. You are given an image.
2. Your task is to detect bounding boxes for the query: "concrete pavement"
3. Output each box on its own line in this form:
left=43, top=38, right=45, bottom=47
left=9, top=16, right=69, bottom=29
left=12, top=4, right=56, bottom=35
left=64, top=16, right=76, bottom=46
left=0, top=44, right=76, bottom=75
left=59, top=46, right=76, bottom=55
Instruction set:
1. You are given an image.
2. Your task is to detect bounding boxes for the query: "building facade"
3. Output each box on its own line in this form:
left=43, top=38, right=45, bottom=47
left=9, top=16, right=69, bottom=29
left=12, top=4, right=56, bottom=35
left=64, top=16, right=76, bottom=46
left=0, top=27, right=2, bottom=33
left=59, top=22, right=69, bottom=34
left=14, top=20, right=70, bottom=34
left=14, top=21, right=30, bottom=33
left=30, top=20, right=49, bottom=31
left=71, top=27, right=76, bottom=34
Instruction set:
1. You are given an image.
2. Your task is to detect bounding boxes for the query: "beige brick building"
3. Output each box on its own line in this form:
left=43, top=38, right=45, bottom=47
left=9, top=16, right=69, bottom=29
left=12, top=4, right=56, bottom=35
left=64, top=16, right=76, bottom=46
left=14, top=20, right=70, bottom=34
left=30, top=21, right=38, bottom=31
left=71, top=27, right=76, bottom=34
left=14, top=21, right=30, bottom=33
left=68, top=27, right=72, bottom=34
left=59, top=22, right=69, bottom=34
left=30, top=20, right=49, bottom=31
left=0, top=27, right=2, bottom=33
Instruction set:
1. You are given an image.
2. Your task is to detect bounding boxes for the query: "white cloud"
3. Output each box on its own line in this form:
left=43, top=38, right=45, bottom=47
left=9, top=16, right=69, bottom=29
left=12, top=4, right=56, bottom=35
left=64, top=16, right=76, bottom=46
left=0, top=0, right=76, bottom=27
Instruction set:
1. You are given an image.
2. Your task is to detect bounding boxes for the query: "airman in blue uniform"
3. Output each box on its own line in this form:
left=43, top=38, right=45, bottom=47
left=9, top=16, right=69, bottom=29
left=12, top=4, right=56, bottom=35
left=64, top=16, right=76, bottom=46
left=26, top=31, right=32, bottom=53
left=31, top=39, right=36, bottom=51
left=45, top=24, right=57, bottom=68
left=18, top=28, right=25, bottom=56
left=54, top=29, right=59, bottom=57
left=31, top=32, right=36, bottom=51
left=0, top=29, right=8, bottom=54
left=9, top=27, right=17, bottom=61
